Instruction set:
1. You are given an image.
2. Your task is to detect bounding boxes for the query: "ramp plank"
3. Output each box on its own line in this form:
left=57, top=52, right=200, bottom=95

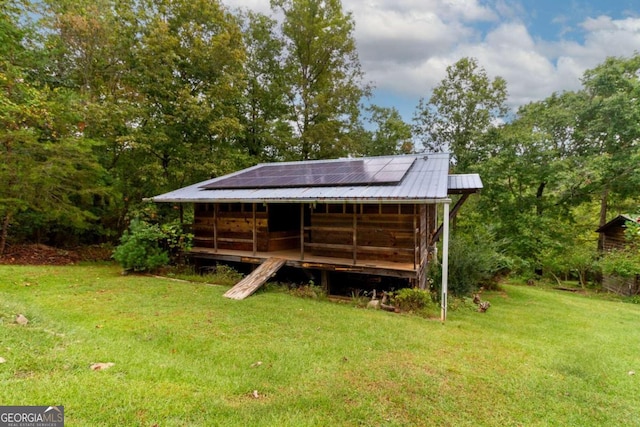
left=223, top=258, right=286, bottom=300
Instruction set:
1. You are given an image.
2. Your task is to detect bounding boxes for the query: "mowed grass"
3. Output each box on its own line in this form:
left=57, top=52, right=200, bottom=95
left=1, top=265, right=640, bottom=426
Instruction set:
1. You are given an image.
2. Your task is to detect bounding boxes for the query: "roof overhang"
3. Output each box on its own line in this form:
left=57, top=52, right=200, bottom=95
left=150, top=154, right=482, bottom=205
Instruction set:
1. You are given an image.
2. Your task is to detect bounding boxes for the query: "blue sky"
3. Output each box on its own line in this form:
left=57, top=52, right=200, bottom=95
left=230, top=0, right=640, bottom=121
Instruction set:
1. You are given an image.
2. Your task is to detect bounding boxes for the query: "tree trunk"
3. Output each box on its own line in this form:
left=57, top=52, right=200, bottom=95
left=0, top=212, right=11, bottom=256
left=598, top=187, right=609, bottom=252
left=536, top=181, right=546, bottom=216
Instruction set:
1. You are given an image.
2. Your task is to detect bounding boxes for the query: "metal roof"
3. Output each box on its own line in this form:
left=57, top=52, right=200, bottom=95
left=152, top=153, right=482, bottom=204
left=448, top=174, right=484, bottom=194
left=596, top=214, right=640, bottom=233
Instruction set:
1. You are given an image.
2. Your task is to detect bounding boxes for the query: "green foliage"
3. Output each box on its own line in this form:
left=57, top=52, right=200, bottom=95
left=413, top=57, right=508, bottom=172
left=447, top=296, right=479, bottom=312
left=2, top=0, right=640, bottom=290
left=112, top=219, right=169, bottom=272
left=213, top=264, right=244, bottom=286
left=599, top=250, right=640, bottom=278
left=160, top=220, right=193, bottom=264
left=539, top=240, right=598, bottom=287
left=271, top=0, right=369, bottom=160
left=431, top=228, right=508, bottom=296
left=358, top=105, right=414, bottom=156
left=392, top=288, right=435, bottom=312
left=289, top=282, right=327, bottom=299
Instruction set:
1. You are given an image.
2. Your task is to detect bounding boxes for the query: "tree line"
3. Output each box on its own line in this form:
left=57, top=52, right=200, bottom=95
left=1, top=0, right=638, bottom=285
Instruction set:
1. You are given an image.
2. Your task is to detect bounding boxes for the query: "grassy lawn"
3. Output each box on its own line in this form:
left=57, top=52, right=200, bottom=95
left=1, top=265, right=640, bottom=426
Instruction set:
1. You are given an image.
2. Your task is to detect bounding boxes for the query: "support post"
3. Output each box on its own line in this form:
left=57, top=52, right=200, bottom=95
left=441, top=200, right=450, bottom=322
left=252, top=203, right=257, bottom=255
left=213, top=204, right=218, bottom=253
left=413, top=205, right=418, bottom=270
left=352, top=207, right=357, bottom=265
left=300, top=204, right=305, bottom=260
left=321, top=270, right=329, bottom=293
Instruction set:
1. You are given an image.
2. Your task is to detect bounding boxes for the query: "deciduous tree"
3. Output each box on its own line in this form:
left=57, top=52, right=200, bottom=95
left=413, top=57, right=508, bottom=172
left=271, top=0, right=369, bottom=160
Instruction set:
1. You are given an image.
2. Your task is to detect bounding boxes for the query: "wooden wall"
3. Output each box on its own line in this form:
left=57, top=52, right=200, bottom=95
left=193, top=202, right=438, bottom=283
left=602, top=274, right=640, bottom=296
left=193, top=203, right=299, bottom=252
left=306, top=203, right=436, bottom=268
left=601, top=227, right=628, bottom=252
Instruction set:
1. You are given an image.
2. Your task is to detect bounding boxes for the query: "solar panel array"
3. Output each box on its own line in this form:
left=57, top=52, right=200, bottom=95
left=201, top=157, right=416, bottom=190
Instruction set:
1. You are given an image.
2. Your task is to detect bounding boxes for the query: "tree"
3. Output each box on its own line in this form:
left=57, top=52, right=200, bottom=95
left=236, top=10, right=293, bottom=161
left=271, top=0, right=369, bottom=160
left=0, top=0, right=107, bottom=252
left=359, top=105, right=413, bottom=156
left=576, top=55, right=640, bottom=250
left=128, top=0, right=249, bottom=191
left=413, top=57, right=508, bottom=172
left=42, top=0, right=136, bottom=234
left=470, top=90, right=590, bottom=272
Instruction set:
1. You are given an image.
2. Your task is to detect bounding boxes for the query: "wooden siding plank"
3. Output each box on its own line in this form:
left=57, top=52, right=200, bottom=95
left=223, top=257, right=286, bottom=300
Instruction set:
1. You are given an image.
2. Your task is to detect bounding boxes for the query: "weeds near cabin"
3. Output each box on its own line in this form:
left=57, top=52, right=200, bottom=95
left=390, top=288, right=439, bottom=317
left=391, top=288, right=432, bottom=311
left=163, top=263, right=244, bottom=286
left=289, top=283, right=326, bottom=299
left=349, top=289, right=370, bottom=308
left=213, top=264, right=244, bottom=285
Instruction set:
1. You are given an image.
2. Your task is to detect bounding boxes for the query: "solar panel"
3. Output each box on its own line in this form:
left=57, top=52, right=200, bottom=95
left=201, top=157, right=416, bottom=189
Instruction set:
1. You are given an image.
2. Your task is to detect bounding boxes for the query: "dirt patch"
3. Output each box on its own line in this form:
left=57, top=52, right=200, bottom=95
left=0, top=244, right=113, bottom=265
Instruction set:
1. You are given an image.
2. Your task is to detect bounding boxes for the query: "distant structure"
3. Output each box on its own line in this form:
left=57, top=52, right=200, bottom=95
left=596, top=214, right=640, bottom=295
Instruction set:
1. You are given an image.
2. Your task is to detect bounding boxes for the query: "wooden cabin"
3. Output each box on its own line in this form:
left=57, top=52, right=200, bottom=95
left=152, top=154, right=482, bottom=307
left=597, top=215, right=640, bottom=295
left=597, top=215, right=639, bottom=252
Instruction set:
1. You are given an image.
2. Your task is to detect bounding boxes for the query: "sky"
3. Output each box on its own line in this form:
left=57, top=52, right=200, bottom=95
left=227, top=0, right=640, bottom=121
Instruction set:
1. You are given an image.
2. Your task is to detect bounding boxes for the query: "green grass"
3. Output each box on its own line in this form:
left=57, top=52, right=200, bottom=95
left=1, top=265, right=640, bottom=426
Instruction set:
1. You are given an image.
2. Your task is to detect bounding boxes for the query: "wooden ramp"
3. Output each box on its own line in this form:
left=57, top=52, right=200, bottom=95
left=223, top=258, right=286, bottom=300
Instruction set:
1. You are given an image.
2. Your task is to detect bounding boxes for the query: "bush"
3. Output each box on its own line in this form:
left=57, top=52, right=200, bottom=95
left=430, top=231, right=508, bottom=296
left=290, top=282, right=326, bottom=299
left=392, top=288, right=436, bottom=313
left=112, top=219, right=169, bottom=272
left=599, top=249, right=640, bottom=278
left=160, top=220, right=193, bottom=264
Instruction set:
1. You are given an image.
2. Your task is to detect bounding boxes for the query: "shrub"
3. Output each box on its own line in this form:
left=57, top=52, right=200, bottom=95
left=112, top=219, right=169, bottom=272
left=290, top=282, right=326, bottom=299
left=160, top=220, right=193, bottom=264
left=430, top=231, right=508, bottom=296
left=599, top=249, right=640, bottom=278
left=213, top=264, right=244, bottom=286
left=392, top=288, right=435, bottom=312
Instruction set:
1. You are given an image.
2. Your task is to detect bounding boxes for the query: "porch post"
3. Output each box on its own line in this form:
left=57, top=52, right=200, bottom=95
left=441, top=200, right=450, bottom=322
left=300, top=204, right=305, bottom=260
left=252, top=203, right=257, bottom=255
left=213, top=204, right=218, bottom=253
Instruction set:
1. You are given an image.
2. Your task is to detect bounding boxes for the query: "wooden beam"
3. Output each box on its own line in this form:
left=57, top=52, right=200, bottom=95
left=300, top=204, right=305, bottom=260
left=352, top=207, right=357, bottom=265
left=432, top=194, right=470, bottom=243
left=441, top=201, right=450, bottom=322
left=303, top=242, right=413, bottom=254
left=321, top=270, right=329, bottom=293
left=213, top=204, right=218, bottom=253
left=252, top=203, right=257, bottom=255
left=187, top=248, right=418, bottom=279
left=413, top=204, right=417, bottom=269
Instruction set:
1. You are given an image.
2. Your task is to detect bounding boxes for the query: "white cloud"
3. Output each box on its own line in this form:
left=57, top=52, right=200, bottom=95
left=224, top=0, right=640, bottom=115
